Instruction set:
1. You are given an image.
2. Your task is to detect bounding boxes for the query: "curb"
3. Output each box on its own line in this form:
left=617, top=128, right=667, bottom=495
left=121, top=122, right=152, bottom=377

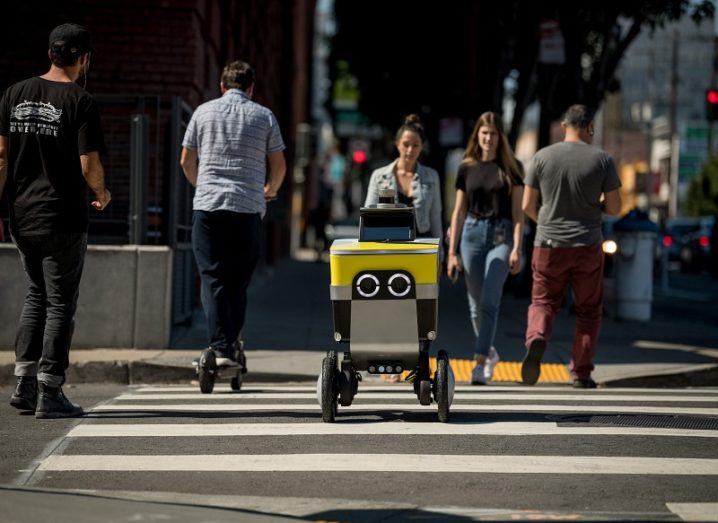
left=3, top=361, right=717, bottom=388
left=601, top=365, right=718, bottom=388
left=0, top=361, right=317, bottom=386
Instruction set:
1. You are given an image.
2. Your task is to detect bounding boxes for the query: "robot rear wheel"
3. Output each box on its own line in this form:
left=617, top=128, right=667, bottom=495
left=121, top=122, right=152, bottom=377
left=320, top=350, right=339, bottom=422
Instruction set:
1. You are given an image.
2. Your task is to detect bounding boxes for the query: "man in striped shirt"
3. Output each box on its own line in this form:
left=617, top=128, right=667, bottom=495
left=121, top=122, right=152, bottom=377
left=180, top=61, right=286, bottom=368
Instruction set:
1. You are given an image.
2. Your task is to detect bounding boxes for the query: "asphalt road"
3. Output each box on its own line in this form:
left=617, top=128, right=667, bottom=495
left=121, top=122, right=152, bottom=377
left=2, top=382, right=718, bottom=522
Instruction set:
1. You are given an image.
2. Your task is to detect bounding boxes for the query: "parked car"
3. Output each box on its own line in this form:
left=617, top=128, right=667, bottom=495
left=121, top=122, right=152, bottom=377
left=663, top=217, right=700, bottom=263
left=679, top=216, right=715, bottom=274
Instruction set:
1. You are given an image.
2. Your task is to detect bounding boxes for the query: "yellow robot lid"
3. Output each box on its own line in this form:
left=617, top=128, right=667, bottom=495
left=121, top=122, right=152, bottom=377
left=330, top=238, right=440, bottom=255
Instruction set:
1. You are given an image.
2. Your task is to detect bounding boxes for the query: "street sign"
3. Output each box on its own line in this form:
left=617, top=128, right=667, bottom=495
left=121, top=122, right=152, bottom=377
left=678, top=124, right=711, bottom=181
left=438, top=117, right=464, bottom=147
left=539, top=19, right=565, bottom=65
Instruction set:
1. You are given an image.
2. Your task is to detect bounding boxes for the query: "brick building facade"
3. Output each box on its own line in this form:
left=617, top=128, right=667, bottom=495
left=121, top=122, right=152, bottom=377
left=0, top=0, right=315, bottom=260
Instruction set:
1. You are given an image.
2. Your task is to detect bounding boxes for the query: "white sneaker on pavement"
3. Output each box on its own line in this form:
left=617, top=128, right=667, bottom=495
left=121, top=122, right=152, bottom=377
left=484, top=346, right=500, bottom=381
left=471, top=364, right=486, bottom=385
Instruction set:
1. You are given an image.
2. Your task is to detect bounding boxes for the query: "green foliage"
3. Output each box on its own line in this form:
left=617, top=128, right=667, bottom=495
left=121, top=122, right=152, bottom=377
left=685, top=156, right=718, bottom=217
left=330, top=1, right=715, bottom=150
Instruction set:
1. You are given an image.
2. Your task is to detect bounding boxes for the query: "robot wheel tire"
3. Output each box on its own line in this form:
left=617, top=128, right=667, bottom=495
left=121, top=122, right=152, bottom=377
left=198, top=348, right=217, bottom=394
left=320, top=351, right=339, bottom=422
left=435, top=350, right=450, bottom=423
left=418, top=379, right=432, bottom=405
left=339, top=364, right=358, bottom=407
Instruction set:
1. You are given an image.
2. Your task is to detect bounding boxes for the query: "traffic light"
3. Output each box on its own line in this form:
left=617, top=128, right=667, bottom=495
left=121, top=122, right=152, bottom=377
left=706, top=89, right=718, bottom=121
left=352, top=149, right=367, bottom=164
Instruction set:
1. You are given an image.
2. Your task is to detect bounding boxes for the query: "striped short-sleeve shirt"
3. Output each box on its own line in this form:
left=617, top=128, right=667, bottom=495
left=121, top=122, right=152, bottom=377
left=182, top=89, right=285, bottom=216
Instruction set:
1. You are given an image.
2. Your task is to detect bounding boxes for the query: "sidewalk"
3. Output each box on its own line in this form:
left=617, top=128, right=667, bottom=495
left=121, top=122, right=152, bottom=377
left=1, top=256, right=717, bottom=387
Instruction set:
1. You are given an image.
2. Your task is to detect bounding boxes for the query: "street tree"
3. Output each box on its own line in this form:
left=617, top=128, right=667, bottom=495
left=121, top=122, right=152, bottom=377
left=331, top=0, right=714, bottom=152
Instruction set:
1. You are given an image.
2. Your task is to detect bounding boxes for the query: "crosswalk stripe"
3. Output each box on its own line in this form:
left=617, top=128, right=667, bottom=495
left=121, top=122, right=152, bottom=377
left=66, top=422, right=718, bottom=438
left=114, top=392, right=718, bottom=403
left=132, top=385, right=718, bottom=395
left=666, top=502, right=718, bottom=522
left=37, top=454, right=718, bottom=475
left=89, top=403, right=718, bottom=416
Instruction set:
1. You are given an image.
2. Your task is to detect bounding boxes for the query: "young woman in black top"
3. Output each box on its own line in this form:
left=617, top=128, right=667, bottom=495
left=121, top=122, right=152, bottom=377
left=447, top=112, right=524, bottom=384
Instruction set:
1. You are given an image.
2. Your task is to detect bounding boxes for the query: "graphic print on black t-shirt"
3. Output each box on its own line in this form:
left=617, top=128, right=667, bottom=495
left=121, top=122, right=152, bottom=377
left=10, top=101, right=63, bottom=136
left=0, top=77, right=105, bottom=236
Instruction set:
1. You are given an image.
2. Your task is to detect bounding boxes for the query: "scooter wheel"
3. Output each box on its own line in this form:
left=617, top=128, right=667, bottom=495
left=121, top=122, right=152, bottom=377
left=320, top=351, right=338, bottom=422
left=198, top=349, right=217, bottom=394
left=230, top=373, right=242, bottom=391
left=435, top=350, right=450, bottom=422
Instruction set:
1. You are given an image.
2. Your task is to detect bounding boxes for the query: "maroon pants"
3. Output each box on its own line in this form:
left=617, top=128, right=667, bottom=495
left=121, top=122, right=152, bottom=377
left=525, top=245, right=604, bottom=380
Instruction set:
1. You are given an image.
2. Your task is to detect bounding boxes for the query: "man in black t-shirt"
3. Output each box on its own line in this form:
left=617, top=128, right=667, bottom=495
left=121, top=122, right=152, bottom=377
left=0, top=23, right=111, bottom=418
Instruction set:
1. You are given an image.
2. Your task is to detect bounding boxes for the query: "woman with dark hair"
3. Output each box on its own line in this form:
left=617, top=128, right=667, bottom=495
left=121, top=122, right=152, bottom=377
left=365, top=114, right=443, bottom=257
left=447, top=112, right=524, bottom=384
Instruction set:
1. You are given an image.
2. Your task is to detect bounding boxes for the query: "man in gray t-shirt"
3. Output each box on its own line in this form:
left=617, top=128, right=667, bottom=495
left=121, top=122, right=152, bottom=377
left=520, top=105, right=622, bottom=389
left=525, top=139, right=621, bottom=247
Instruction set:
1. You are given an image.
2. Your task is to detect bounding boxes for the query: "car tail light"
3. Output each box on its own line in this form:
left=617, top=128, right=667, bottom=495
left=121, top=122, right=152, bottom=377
left=662, top=235, right=673, bottom=248
left=699, top=235, right=710, bottom=248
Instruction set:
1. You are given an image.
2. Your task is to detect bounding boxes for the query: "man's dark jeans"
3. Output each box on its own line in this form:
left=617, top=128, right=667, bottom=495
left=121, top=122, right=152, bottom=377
left=14, top=232, right=87, bottom=387
left=192, top=210, right=261, bottom=355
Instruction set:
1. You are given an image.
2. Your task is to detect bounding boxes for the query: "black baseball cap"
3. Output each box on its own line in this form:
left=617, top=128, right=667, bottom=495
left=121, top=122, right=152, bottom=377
left=48, top=23, right=93, bottom=55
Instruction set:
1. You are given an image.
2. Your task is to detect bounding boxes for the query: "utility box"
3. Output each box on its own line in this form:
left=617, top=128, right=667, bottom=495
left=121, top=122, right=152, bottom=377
left=613, top=209, right=659, bottom=321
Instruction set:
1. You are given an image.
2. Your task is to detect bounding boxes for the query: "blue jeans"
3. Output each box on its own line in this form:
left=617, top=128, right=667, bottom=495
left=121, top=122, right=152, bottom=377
left=13, top=232, right=87, bottom=386
left=460, top=216, right=512, bottom=358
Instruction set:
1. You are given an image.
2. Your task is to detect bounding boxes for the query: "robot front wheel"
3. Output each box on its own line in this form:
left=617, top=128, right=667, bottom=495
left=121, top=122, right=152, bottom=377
left=434, top=350, right=451, bottom=423
left=319, top=351, right=360, bottom=422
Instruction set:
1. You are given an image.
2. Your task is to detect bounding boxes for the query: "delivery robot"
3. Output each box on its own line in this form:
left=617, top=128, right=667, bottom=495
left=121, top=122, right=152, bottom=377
left=318, top=196, right=455, bottom=422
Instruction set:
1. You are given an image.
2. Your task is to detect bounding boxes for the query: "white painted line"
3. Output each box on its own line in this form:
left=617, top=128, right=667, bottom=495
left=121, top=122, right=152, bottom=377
left=90, top=403, right=718, bottom=416
left=132, top=385, right=718, bottom=395
left=116, top=392, right=718, bottom=403
left=66, top=422, right=718, bottom=438
left=38, top=454, right=718, bottom=475
left=666, top=502, right=718, bottom=522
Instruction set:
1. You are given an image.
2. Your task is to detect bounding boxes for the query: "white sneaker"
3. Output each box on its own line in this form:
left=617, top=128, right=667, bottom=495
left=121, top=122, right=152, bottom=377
left=471, top=364, right=486, bottom=385
left=484, top=347, right=500, bottom=381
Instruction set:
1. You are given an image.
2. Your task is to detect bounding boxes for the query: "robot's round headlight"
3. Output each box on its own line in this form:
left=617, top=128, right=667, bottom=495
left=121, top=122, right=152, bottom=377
left=388, top=273, right=411, bottom=297
left=356, top=274, right=380, bottom=298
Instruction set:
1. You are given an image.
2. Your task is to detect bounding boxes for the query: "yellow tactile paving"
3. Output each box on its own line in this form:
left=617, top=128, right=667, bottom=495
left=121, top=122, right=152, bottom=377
left=384, top=358, right=570, bottom=384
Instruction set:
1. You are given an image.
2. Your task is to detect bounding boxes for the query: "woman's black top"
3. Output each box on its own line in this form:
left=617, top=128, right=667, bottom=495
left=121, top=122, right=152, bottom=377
left=397, top=189, right=413, bottom=207
left=455, top=160, right=523, bottom=220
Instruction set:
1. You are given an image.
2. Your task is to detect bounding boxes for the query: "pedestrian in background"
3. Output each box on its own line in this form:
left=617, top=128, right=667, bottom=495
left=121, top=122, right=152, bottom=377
left=364, top=114, right=443, bottom=383
left=0, top=24, right=111, bottom=418
left=521, top=104, right=622, bottom=388
left=365, top=114, right=443, bottom=254
left=447, top=112, right=524, bottom=385
left=180, top=61, right=286, bottom=372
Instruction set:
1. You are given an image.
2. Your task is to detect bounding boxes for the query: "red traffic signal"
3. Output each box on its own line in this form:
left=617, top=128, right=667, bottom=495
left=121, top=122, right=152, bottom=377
left=707, top=89, right=718, bottom=121
left=352, top=150, right=368, bottom=164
